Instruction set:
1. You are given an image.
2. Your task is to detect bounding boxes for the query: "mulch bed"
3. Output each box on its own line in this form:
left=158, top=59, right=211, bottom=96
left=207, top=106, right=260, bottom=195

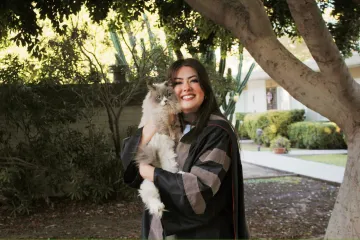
left=0, top=176, right=339, bottom=239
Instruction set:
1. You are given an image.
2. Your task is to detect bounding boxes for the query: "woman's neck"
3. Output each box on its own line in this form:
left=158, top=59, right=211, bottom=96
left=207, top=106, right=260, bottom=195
left=182, top=112, right=198, bottom=125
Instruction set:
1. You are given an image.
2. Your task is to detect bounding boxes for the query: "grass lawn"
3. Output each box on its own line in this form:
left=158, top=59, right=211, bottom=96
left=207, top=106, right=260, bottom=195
left=295, top=154, right=347, bottom=167
left=240, top=142, right=271, bottom=151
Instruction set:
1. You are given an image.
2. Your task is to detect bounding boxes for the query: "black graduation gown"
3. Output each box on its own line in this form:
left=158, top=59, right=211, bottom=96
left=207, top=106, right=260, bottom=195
left=120, top=117, right=249, bottom=239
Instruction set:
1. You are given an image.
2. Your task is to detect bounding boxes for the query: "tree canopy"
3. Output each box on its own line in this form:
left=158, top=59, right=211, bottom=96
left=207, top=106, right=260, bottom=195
left=1, top=0, right=359, bottom=57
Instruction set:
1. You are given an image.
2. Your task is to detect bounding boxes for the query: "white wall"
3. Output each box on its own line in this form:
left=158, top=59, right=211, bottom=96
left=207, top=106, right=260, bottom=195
left=235, top=81, right=330, bottom=122
left=290, top=96, right=306, bottom=110
left=235, top=90, right=248, bottom=113
left=276, top=87, right=291, bottom=110
left=246, top=80, right=267, bottom=113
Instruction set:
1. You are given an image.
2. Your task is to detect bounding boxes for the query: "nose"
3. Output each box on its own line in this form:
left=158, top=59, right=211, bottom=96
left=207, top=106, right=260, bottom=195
left=183, top=80, right=192, bottom=92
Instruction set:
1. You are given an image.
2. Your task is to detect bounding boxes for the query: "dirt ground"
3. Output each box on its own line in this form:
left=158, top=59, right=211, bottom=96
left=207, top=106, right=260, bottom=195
left=0, top=176, right=339, bottom=239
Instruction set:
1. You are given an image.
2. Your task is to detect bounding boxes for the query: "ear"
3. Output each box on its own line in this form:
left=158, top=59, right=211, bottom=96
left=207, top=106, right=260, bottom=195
left=166, top=80, right=173, bottom=88
left=147, top=81, right=156, bottom=91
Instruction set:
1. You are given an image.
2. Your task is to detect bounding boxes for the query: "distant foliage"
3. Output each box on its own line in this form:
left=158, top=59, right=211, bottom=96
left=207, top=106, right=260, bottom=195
left=243, top=109, right=305, bottom=146
left=235, top=112, right=250, bottom=140
left=0, top=84, right=133, bottom=215
left=288, top=122, right=347, bottom=149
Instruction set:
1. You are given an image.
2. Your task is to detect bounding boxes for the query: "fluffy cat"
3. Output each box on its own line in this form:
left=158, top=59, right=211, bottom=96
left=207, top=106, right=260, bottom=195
left=136, top=81, right=182, bottom=218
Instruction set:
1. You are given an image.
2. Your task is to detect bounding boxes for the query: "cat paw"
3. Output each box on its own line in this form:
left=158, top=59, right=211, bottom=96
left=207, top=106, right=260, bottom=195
left=148, top=201, right=165, bottom=218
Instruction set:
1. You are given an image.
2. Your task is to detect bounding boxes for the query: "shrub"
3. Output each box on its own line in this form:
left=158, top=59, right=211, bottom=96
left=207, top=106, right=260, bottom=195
left=0, top=84, right=135, bottom=215
left=243, top=109, right=305, bottom=146
left=0, top=126, right=132, bottom=215
left=243, top=113, right=268, bottom=141
left=270, top=136, right=291, bottom=153
left=235, top=112, right=250, bottom=139
left=235, top=112, right=249, bottom=121
left=288, top=121, right=347, bottom=149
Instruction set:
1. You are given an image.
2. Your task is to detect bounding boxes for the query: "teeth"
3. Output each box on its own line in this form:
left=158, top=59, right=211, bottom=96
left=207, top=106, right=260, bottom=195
left=182, top=95, right=194, bottom=100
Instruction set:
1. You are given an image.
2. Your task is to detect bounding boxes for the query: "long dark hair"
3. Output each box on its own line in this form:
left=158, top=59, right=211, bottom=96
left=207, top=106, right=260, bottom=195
left=167, top=58, right=226, bottom=135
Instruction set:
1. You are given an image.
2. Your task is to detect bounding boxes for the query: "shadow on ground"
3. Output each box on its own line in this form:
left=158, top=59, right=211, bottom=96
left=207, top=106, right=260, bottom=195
left=0, top=165, right=338, bottom=239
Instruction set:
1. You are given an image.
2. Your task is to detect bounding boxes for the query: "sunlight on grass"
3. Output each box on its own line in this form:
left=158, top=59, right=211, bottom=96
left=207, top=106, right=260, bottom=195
left=240, top=142, right=271, bottom=152
left=295, top=154, right=347, bottom=167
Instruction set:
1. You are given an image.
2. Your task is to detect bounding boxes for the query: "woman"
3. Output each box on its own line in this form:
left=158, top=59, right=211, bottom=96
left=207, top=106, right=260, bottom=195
left=121, top=58, right=249, bottom=239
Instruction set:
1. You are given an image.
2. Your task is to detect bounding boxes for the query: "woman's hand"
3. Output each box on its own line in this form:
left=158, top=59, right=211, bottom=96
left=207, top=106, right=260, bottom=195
left=139, top=162, right=155, bottom=182
left=139, top=120, right=156, bottom=182
left=140, top=120, right=157, bottom=146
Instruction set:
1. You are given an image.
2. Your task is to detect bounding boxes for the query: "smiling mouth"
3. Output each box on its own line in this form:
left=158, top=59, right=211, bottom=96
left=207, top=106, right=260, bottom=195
left=182, top=95, right=195, bottom=100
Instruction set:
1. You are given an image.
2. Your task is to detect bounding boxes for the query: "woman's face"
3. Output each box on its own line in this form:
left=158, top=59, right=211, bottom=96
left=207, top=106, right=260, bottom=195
left=173, top=66, right=205, bottom=114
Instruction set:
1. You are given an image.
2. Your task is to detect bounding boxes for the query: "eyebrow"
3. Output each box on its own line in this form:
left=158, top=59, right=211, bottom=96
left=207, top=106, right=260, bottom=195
left=174, top=75, right=198, bottom=80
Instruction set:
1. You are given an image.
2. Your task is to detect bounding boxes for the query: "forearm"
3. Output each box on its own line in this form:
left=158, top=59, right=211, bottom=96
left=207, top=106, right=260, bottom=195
left=120, top=128, right=143, bottom=189
left=139, top=121, right=157, bottom=146
left=139, top=162, right=155, bottom=182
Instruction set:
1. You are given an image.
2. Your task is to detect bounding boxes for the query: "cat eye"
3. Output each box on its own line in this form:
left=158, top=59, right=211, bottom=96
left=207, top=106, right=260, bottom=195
left=156, top=95, right=161, bottom=100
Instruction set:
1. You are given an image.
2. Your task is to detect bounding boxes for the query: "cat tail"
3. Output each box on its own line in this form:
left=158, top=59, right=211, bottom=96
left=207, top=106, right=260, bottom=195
left=134, top=144, right=158, bottom=166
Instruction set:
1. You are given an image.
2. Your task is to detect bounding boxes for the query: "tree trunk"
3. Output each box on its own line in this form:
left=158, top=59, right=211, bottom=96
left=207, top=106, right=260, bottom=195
left=184, top=0, right=360, bottom=238
left=325, top=128, right=360, bottom=239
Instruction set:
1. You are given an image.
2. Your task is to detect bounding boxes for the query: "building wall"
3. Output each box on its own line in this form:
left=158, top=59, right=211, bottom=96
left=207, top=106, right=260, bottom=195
left=246, top=80, right=267, bottom=113
left=351, top=66, right=360, bottom=78
left=352, top=66, right=360, bottom=83
left=276, top=87, right=291, bottom=111
left=236, top=65, right=360, bottom=121
left=276, top=87, right=327, bottom=121
left=1, top=105, right=142, bottom=147
left=235, top=90, right=248, bottom=113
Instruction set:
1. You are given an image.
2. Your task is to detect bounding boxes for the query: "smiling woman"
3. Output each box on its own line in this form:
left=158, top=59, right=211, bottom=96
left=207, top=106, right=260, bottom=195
left=173, top=66, right=205, bottom=114
left=121, top=58, right=249, bottom=239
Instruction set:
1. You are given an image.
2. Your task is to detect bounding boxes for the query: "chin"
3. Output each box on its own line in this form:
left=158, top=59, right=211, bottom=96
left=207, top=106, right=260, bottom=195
left=181, top=107, right=198, bottom=114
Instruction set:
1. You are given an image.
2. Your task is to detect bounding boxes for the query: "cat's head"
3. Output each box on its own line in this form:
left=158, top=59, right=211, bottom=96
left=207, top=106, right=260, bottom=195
left=147, top=81, right=178, bottom=107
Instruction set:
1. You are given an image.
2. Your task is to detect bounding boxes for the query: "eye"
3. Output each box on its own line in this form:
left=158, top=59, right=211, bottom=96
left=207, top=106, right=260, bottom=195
left=167, top=92, right=172, bottom=97
left=174, top=81, right=182, bottom=85
left=156, top=95, right=161, bottom=100
left=190, top=79, right=199, bottom=83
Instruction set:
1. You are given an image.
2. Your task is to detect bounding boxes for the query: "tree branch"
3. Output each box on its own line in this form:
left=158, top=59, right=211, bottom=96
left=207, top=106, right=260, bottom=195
left=287, top=0, right=342, bottom=73
left=287, top=0, right=360, bottom=107
left=184, top=0, right=360, bottom=127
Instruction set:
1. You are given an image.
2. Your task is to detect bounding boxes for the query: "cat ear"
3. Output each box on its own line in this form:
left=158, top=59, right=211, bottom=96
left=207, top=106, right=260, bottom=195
left=147, top=81, right=156, bottom=91
left=165, top=81, right=173, bottom=88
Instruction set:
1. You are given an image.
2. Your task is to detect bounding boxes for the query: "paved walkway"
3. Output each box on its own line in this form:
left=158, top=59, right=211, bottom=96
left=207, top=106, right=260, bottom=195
left=242, top=162, right=295, bottom=180
left=286, top=149, right=347, bottom=156
left=241, top=150, right=345, bottom=184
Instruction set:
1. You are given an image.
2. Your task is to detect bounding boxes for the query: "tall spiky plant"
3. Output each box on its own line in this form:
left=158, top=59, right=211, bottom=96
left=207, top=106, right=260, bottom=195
left=222, top=44, right=255, bottom=122
left=109, top=30, right=128, bottom=67
left=109, top=28, right=129, bottom=83
left=124, top=22, right=137, bottom=51
left=142, top=13, right=157, bottom=50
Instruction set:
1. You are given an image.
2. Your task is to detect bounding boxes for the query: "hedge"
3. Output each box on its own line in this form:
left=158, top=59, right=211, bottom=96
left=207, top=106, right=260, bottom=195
left=288, top=121, right=347, bottom=149
left=243, top=109, right=305, bottom=146
left=235, top=112, right=250, bottom=139
left=235, top=112, right=249, bottom=121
